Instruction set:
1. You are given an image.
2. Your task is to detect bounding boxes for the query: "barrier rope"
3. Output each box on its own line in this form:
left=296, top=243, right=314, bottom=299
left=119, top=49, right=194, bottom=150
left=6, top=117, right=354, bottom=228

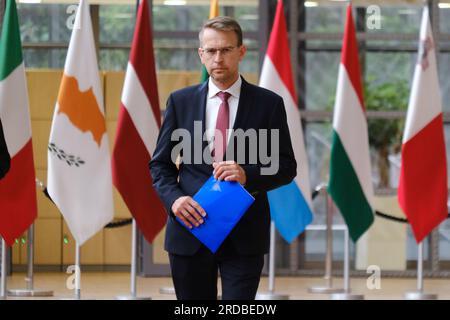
left=310, top=186, right=450, bottom=224
left=104, top=218, right=133, bottom=229
left=374, top=210, right=409, bottom=223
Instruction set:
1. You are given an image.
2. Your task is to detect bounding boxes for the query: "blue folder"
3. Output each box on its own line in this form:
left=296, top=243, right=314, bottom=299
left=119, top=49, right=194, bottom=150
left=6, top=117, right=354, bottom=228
left=177, top=175, right=255, bottom=253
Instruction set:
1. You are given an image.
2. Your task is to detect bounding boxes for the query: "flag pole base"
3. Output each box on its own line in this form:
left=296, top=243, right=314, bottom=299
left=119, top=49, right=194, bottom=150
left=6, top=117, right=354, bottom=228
left=404, top=291, right=437, bottom=300
left=308, top=286, right=345, bottom=294
left=330, top=292, right=364, bottom=300
left=256, top=292, right=289, bottom=300
left=116, top=294, right=151, bottom=300
left=159, top=286, right=175, bottom=295
left=7, top=289, right=53, bottom=297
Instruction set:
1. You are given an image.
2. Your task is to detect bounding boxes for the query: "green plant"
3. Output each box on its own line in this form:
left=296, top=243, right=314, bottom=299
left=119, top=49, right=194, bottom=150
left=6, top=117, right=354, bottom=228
left=364, top=78, right=409, bottom=187
left=326, top=78, right=409, bottom=187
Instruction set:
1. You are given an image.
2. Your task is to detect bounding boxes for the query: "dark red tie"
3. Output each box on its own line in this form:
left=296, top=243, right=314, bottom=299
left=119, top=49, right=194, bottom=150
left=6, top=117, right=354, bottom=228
left=214, top=91, right=231, bottom=162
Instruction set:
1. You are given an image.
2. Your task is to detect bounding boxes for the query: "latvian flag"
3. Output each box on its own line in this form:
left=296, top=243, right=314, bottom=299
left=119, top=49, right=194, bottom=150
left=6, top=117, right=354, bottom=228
left=112, top=0, right=167, bottom=243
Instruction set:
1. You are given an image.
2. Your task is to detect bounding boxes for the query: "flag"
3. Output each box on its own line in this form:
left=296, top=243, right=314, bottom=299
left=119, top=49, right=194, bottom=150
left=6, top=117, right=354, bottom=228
left=209, top=0, right=219, bottom=18
left=47, top=0, right=113, bottom=246
left=398, top=7, right=448, bottom=243
left=0, top=0, right=37, bottom=245
left=0, top=119, right=10, bottom=179
left=328, top=4, right=374, bottom=242
left=200, top=0, right=219, bottom=82
left=259, top=0, right=313, bottom=243
left=112, top=0, right=166, bottom=244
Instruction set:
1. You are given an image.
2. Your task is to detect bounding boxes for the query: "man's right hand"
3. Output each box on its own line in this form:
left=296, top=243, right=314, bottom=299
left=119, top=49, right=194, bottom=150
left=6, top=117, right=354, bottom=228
left=171, top=196, right=206, bottom=229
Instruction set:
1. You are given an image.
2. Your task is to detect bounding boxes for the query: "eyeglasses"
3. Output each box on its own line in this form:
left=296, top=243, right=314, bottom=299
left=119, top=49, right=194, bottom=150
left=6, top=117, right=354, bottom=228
left=201, top=46, right=238, bottom=58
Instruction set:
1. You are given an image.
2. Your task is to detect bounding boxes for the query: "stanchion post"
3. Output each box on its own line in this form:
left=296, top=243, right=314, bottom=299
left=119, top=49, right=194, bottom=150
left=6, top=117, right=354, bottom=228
left=26, top=225, right=33, bottom=290
left=330, top=225, right=364, bottom=300
left=324, top=191, right=333, bottom=288
left=404, top=241, right=437, bottom=300
left=7, top=223, right=53, bottom=297
left=75, top=242, right=81, bottom=300
left=116, top=219, right=151, bottom=300
left=256, top=222, right=289, bottom=300
left=418, top=241, right=423, bottom=292
left=268, top=222, right=276, bottom=293
left=308, top=184, right=344, bottom=294
left=130, top=219, right=137, bottom=297
left=344, top=224, right=350, bottom=293
left=1, top=238, right=6, bottom=300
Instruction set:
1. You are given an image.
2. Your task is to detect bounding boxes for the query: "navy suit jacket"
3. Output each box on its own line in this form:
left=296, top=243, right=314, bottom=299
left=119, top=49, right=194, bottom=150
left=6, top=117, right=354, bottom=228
left=149, top=77, right=296, bottom=256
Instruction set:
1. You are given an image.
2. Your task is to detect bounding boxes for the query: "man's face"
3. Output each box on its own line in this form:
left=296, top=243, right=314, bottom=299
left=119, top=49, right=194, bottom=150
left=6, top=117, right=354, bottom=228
left=198, top=28, right=247, bottom=85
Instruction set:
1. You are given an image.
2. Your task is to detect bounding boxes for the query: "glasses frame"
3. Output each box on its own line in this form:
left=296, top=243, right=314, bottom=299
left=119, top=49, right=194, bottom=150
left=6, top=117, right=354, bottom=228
left=200, top=45, right=240, bottom=58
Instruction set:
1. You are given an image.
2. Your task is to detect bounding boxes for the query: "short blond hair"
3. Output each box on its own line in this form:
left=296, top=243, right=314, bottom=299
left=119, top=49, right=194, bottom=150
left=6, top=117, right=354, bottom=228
left=199, top=16, right=243, bottom=47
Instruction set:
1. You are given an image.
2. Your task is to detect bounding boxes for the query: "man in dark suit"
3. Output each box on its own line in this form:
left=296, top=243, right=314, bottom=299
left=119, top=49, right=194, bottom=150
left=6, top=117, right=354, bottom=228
left=149, top=16, right=296, bottom=300
left=0, top=119, right=10, bottom=179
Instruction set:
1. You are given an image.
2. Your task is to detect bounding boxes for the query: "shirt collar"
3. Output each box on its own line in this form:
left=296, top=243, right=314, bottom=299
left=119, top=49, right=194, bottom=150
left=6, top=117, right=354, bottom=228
left=207, top=75, right=242, bottom=99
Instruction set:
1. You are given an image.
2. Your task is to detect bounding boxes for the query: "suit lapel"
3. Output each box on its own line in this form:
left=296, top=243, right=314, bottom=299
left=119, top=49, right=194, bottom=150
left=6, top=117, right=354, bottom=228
left=232, top=77, right=253, bottom=132
left=225, top=77, right=253, bottom=160
left=192, top=81, right=214, bottom=171
left=194, top=81, right=209, bottom=153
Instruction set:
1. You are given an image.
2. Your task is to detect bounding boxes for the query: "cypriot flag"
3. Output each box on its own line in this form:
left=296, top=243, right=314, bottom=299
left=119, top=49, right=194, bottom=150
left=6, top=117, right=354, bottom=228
left=47, top=0, right=113, bottom=245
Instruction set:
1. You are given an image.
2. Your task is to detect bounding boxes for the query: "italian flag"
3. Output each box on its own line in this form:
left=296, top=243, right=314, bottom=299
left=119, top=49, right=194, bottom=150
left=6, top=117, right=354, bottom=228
left=328, top=4, right=374, bottom=242
left=0, top=0, right=38, bottom=245
left=398, top=7, right=448, bottom=244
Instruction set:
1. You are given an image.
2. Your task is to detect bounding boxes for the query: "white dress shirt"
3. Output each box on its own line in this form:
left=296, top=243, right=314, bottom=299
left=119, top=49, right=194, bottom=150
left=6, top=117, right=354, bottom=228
left=205, top=76, right=242, bottom=153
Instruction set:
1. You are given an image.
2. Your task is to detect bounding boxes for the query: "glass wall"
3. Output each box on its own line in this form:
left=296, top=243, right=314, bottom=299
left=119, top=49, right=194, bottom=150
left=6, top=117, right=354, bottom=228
left=300, top=1, right=450, bottom=272
left=17, top=1, right=259, bottom=73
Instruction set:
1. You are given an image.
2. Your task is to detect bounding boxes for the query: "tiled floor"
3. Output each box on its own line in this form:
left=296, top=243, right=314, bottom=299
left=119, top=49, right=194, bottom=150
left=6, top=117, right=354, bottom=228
left=4, top=272, right=450, bottom=300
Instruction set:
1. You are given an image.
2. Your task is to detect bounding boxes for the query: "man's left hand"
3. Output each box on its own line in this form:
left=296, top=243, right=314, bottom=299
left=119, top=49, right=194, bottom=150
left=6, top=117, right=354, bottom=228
left=213, top=161, right=246, bottom=185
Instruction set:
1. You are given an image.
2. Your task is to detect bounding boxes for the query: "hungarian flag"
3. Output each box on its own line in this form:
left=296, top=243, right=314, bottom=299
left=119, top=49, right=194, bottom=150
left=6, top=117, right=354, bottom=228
left=260, top=0, right=313, bottom=243
left=112, top=0, right=166, bottom=244
left=0, top=0, right=37, bottom=246
left=398, top=7, right=448, bottom=243
left=47, top=0, right=113, bottom=245
left=328, top=4, right=374, bottom=242
left=200, top=0, right=219, bottom=82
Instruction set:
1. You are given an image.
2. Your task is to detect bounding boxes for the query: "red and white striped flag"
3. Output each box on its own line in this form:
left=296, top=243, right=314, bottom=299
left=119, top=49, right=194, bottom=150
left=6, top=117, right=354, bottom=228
left=112, top=0, right=166, bottom=243
left=398, top=7, right=448, bottom=243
